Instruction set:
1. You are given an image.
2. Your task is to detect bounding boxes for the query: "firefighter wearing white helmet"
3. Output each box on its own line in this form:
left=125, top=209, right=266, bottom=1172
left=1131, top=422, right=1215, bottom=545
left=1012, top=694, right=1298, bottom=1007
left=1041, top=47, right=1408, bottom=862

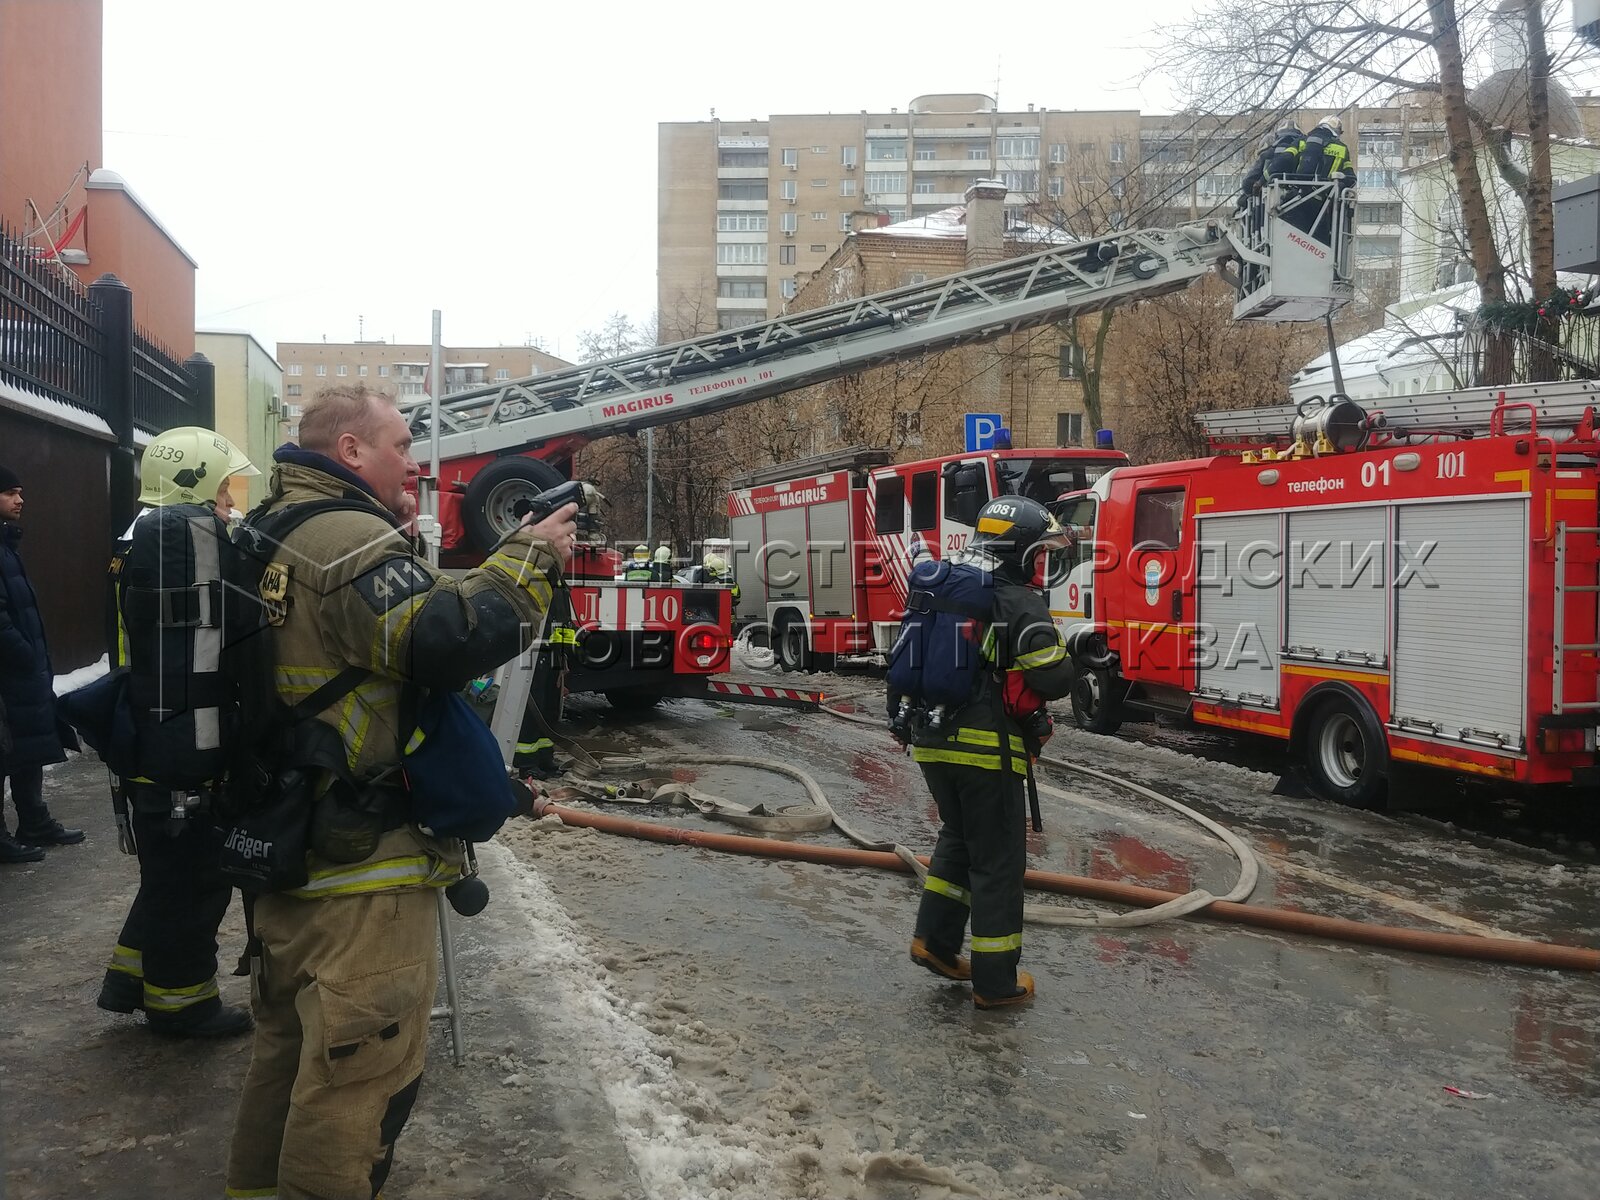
left=893, top=495, right=1074, bottom=1009
left=1302, top=114, right=1354, bottom=246
left=94, top=426, right=261, bottom=1038
left=625, top=543, right=653, bottom=582
left=137, top=425, right=259, bottom=511
left=651, top=544, right=674, bottom=584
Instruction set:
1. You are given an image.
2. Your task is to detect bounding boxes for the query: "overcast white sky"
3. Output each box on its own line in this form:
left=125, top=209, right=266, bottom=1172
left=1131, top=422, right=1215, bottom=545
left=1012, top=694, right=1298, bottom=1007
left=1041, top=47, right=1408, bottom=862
left=101, top=0, right=1204, bottom=362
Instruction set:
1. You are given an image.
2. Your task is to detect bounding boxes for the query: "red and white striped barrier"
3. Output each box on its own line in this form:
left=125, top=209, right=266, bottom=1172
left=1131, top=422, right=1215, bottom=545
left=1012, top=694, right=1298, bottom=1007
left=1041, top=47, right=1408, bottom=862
left=705, top=679, right=824, bottom=710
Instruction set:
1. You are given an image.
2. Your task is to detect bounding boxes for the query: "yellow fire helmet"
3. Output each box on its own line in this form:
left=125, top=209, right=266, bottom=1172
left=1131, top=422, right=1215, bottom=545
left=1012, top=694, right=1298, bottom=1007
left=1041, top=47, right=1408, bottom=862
left=138, top=426, right=258, bottom=507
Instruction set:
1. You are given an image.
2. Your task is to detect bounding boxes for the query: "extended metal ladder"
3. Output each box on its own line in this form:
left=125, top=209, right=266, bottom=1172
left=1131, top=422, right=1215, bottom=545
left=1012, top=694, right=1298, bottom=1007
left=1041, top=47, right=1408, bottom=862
left=407, top=219, right=1277, bottom=462
left=1199, top=379, right=1600, bottom=442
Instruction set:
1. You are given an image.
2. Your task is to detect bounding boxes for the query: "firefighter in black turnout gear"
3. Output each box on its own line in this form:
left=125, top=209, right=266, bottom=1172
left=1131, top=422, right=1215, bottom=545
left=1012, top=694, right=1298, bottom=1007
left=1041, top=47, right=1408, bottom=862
left=95, top=427, right=258, bottom=1037
left=889, top=496, right=1074, bottom=1009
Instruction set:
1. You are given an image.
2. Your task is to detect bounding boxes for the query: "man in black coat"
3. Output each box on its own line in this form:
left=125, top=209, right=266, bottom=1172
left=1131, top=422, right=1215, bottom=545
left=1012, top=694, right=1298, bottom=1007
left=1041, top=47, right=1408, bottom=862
left=0, top=464, right=84, bottom=863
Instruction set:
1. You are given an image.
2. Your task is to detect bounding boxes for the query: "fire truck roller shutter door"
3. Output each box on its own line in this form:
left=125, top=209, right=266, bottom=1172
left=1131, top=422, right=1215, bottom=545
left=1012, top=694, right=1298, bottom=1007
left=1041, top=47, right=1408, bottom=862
left=462, top=455, right=567, bottom=552
left=807, top=500, right=852, bottom=618
left=1195, top=511, right=1283, bottom=705
left=1392, top=498, right=1528, bottom=748
left=727, top=512, right=763, bottom=623
left=1284, top=506, right=1388, bottom=667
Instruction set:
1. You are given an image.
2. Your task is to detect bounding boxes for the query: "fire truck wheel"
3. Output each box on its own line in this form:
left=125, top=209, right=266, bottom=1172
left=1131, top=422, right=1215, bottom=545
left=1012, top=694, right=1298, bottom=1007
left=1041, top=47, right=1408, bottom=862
left=462, top=455, right=567, bottom=551
left=776, top=620, right=812, bottom=673
left=1302, top=695, right=1389, bottom=809
left=605, top=689, right=666, bottom=711
left=1070, top=665, right=1124, bottom=735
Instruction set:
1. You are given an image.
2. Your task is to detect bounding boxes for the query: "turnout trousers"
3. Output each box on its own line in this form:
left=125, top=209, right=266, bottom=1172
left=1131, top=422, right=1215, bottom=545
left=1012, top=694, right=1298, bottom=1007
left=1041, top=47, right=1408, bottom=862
left=225, top=888, right=438, bottom=1200
left=103, top=790, right=234, bottom=1024
left=913, top=761, right=1027, bottom=997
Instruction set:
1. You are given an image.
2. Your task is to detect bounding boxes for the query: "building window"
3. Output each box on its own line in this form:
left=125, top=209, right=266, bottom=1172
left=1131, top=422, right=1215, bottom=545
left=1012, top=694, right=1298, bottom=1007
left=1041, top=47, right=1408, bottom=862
left=887, top=208, right=906, bottom=222
left=1005, top=205, right=1027, bottom=226
left=315, top=365, right=327, bottom=377
left=914, top=147, right=937, bottom=161
left=780, top=211, right=798, bottom=233
left=1365, top=168, right=1399, bottom=189
left=495, top=368, right=511, bottom=380
left=1109, top=140, right=1126, bottom=163
left=1048, top=176, right=1064, bottom=198
left=841, top=146, right=858, bottom=167
left=899, top=414, right=926, bottom=452
left=1078, top=142, right=1096, bottom=159
left=903, top=272, right=928, bottom=286
left=780, top=278, right=798, bottom=299
left=1358, top=134, right=1398, bottom=158
left=840, top=212, right=853, bottom=231
left=914, top=181, right=935, bottom=195
left=336, top=365, right=348, bottom=376
left=716, top=243, right=768, bottom=264
left=810, top=145, right=827, bottom=154
left=1356, top=202, right=1401, bottom=225
left=809, top=244, right=828, bottom=252
left=996, top=135, right=1039, bottom=158
left=967, top=145, right=987, bottom=160
left=868, top=139, right=907, bottom=161
left=839, top=178, right=857, bottom=197
left=719, top=180, right=768, bottom=201
left=718, top=311, right=763, bottom=330
left=782, top=148, right=798, bottom=167
left=1059, top=344, right=1082, bottom=379
left=719, top=149, right=769, bottom=168
left=1048, top=143, right=1068, bottom=164
left=1001, top=171, right=1039, bottom=193
left=287, top=364, right=303, bottom=376
left=378, top=365, right=390, bottom=377
left=865, top=172, right=906, bottom=194
left=1109, top=177, right=1125, bottom=198
left=719, top=278, right=767, bottom=298
left=286, top=383, right=302, bottom=397
left=1057, top=412, right=1084, bottom=446
left=781, top=179, right=797, bottom=201
left=717, top=213, right=768, bottom=231
left=356, top=364, right=367, bottom=377
left=811, top=179, right=828, bottom=188
left=811, top=210, right=827, bottom=221
left=779, top=244, right=797, bottom=265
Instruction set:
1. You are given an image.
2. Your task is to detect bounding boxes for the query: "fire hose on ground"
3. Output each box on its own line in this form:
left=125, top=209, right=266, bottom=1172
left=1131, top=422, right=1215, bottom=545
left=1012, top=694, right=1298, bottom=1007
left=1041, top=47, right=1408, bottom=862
left=527, top=695, right=1600, bottom=974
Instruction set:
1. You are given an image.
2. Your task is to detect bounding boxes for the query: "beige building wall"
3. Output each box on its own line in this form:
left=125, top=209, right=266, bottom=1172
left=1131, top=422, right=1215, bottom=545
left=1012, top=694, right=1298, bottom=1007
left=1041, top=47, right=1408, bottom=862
left=197, top=330, right=284, bottom=505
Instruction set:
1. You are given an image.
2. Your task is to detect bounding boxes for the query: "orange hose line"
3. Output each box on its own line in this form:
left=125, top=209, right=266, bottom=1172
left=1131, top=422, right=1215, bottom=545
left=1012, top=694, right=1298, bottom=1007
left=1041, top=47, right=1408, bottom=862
left=539, top=803, right=1600, bottom=973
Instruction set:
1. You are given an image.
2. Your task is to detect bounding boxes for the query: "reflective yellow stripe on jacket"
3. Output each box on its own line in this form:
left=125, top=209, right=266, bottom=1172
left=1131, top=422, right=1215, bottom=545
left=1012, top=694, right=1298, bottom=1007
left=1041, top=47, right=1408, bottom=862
left=911, top=727, right=1029, bottom=774
left=286, top=854, right=457, bottom=900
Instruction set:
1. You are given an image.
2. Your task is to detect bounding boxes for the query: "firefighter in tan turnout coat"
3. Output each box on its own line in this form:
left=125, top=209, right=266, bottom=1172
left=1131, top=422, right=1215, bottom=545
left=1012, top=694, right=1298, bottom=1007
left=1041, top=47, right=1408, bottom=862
left=224, top=386, right=578, bottom=1200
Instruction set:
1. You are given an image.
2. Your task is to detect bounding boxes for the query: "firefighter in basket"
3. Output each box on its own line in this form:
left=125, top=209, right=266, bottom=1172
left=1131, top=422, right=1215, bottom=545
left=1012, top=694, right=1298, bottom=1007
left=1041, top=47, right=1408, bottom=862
left=886, top=496, right=1075, bottom=1009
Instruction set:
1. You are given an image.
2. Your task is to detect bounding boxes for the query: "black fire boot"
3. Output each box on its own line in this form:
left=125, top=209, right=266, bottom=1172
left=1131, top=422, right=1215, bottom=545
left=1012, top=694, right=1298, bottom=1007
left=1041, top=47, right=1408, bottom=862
left=147, top=1003, right=254, bottom=1039
left=97, top=972, right=144, bottom=1014
left=0, top=831, right=46, bottom=863
left=17, top=820, right=85, bottom=846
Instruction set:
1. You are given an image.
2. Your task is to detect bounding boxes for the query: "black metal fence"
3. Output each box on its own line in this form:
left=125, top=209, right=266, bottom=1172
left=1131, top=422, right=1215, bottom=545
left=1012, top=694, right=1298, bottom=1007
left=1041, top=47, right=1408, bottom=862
left=1453, top=316, right=1600, bottom=387
left=0, top=218, right=105, bottom=418
left=0, top=216, right=210, bottom=436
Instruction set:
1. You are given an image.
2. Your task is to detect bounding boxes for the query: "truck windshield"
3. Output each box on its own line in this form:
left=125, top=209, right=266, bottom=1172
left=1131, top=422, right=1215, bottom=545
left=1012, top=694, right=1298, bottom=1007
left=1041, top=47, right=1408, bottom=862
left=995, top=457, right=1118, bottom=505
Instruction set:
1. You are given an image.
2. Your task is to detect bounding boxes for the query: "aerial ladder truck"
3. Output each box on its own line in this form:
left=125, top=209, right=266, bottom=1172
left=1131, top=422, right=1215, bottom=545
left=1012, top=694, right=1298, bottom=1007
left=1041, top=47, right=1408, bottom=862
left=407, top=178, right=1352, bottom=709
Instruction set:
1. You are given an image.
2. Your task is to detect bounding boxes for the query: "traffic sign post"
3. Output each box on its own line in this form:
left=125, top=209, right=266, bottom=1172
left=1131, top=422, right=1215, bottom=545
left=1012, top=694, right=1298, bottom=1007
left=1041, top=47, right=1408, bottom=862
left=964, top=412, right=1006, bottom=452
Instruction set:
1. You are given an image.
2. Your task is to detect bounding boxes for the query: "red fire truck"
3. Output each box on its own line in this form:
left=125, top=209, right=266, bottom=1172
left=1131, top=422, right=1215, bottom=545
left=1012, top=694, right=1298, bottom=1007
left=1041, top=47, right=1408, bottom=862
left=726, top=445, right=1125, bottom=671
left=404, top=180, right=1347, bottom=701
left=1056, top=384, right=1600, bottom=805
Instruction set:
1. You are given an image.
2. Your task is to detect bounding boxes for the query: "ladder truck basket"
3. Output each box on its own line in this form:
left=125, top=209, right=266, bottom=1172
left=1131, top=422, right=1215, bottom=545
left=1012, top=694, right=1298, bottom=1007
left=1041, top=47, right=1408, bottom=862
left=1233, top=179, right=1356, bottom=323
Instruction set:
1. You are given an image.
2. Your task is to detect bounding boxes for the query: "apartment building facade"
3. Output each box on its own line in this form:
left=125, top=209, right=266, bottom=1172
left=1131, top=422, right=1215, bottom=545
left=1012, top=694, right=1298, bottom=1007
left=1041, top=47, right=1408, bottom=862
left=661, top=91, right=1600, bottom=334
left=274, top=342, right=571, bottom=418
